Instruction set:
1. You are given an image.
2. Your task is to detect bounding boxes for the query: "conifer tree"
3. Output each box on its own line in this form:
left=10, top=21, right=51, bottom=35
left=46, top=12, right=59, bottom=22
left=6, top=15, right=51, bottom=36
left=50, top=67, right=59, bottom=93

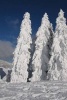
left=31, top=13, right=53, bottom=82
left=48, top=9, right=67, bottom=81
left=11, top=12, right=32, bottom=82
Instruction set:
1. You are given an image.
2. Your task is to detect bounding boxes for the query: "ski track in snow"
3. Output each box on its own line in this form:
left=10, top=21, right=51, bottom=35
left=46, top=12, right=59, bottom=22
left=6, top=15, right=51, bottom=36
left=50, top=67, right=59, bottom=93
left=0, top=81, right=67, bottom=100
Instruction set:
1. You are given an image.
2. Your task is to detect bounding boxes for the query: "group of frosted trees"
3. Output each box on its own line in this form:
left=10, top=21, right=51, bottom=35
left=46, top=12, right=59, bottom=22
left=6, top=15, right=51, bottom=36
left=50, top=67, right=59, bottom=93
left=11, top=9, right=67, bottom=83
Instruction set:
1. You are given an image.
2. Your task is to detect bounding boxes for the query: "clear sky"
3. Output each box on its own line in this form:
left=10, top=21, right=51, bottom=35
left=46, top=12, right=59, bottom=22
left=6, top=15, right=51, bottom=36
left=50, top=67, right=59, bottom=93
left=0, top=0, right=67, bottom=62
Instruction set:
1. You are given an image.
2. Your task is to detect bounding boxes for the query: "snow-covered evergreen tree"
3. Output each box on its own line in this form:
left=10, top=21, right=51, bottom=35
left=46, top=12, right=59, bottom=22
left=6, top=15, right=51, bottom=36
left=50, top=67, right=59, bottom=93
left=11, top=12, right=32, bottom=83
left=31, top=13, right=53, bottom=82
left=48, top=9, right=67, bottom=81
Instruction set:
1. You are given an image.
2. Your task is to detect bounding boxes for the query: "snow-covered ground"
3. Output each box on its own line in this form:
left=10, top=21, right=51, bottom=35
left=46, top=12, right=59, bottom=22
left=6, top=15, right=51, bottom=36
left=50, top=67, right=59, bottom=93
left=0, top=81, right=67, bottom=100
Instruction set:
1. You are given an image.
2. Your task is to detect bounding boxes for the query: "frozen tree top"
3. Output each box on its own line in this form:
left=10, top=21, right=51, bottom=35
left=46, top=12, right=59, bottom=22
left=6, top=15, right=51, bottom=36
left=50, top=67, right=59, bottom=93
left=20, top=12, right=32, bottom=37
left=42, top=13, right=48, bottom=21
left=42, top=13, right=50, bottom=27
left=58, top=9, right=64, bottom=17
left=23, top=12, right=30, bottom=19
left=56, top=9, right=66, bottom=25
left=36, top=13, right=51, bottom=37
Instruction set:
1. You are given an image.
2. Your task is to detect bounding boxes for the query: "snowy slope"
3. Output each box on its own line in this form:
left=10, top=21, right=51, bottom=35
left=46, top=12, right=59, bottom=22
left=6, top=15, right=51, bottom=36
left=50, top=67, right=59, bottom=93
left=0, top=60, right=12, bottom=69
left=0, top=81, right=67, bottom=100
left=0, top=60, right=12, bottom=81
left=0, top=60, right=12, bottom=76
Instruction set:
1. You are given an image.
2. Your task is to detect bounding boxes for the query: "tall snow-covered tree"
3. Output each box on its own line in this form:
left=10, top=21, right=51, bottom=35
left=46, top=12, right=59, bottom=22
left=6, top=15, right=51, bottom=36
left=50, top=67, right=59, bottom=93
left=48, top=9, right=67, bottom=81
left=31, top=13, right=53, bottom=82
left=11, top=12, right=32, bottom=83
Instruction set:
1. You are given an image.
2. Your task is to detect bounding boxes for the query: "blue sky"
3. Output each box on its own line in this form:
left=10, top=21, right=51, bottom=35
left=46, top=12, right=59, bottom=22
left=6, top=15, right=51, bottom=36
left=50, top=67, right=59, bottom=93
left=0, top=0, right=67, bottom=62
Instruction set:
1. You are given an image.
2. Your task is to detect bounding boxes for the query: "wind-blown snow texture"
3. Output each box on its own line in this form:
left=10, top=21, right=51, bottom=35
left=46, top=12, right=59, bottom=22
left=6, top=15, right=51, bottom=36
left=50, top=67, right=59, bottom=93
left=48, top=9, right=67, bottom=81
left=11, top=12, right=32, bottom=83
left=0, top=81, right=67, bottom=100
left=31, top=13, right=53, bottom=82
